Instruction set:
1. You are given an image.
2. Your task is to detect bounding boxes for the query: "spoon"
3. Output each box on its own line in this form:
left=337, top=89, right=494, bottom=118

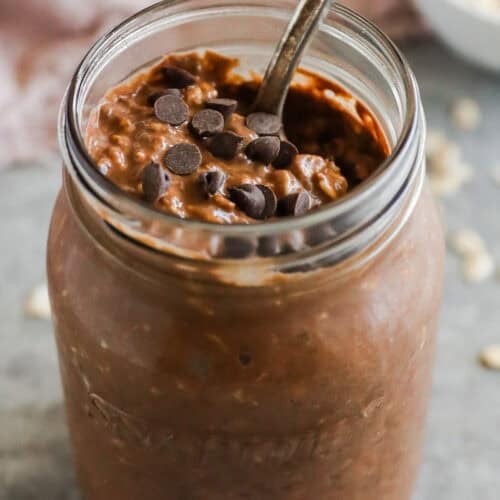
left=252, top=0, right=332, bottom=118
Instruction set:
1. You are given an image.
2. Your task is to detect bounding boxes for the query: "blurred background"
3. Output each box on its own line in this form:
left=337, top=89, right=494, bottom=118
left=0, top=0, right=499, bottom=498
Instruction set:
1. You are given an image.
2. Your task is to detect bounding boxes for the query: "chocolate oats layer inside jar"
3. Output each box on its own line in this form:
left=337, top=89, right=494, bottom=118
left=86, top=51, right=389, bottom=224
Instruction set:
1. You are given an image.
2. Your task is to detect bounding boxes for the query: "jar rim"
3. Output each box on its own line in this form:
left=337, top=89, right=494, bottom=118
left=60, top=0, right=421, bottom=239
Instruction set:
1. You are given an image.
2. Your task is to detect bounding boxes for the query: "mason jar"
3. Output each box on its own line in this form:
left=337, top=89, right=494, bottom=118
left=48, top=1, right=445, bottom=499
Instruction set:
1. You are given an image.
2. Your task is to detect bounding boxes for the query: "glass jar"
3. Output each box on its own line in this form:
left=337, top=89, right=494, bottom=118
left=48, top=1, right=445, bottom=499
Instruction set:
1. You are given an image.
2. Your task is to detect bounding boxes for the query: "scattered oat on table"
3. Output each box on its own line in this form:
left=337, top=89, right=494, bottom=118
left=448, top=228, right=496, bottom=284
left=448, top=229, right=486, bottom=257
left=425, top=129, right=447, bottom=158
left=426, top=128, right=472, bottom=196
left=479, top=345, right=500, bottom=370
left=461, top=251, right=495, bottom=283
left=429, top=142, right=461, bottom=175
left=428, top=163, right=472, bottom=196
left=24, top=283, right=51, bottom=320
left=463, top=0, right=500, bottom=15
left=450, top=97, right=481, bottom=131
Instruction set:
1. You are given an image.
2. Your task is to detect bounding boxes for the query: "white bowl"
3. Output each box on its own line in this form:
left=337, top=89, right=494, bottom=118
left=414, top=0, right=500, bottom=72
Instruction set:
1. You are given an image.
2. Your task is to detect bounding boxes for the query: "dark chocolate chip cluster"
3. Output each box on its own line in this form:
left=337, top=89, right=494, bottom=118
left=142, top=65, right=309, bottom=220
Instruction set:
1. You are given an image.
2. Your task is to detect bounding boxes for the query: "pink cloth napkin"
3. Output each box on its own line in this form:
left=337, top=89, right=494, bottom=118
left=0, top=0, right=424, bottom=167
left=344, top=0, right=426, bottom=39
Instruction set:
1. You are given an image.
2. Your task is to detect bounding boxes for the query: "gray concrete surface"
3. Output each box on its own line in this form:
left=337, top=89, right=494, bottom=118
left=0, top=41, right=499, bottom=499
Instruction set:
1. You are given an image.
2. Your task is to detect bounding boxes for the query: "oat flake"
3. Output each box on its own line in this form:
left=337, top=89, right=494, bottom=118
left=24, top=283, right=51, bottom=320
left=425, top=131, right=472, bottom=197
left=450, top=98, right=481, bottom=131
left=461, top=252, right=495, bottom=283
left=425, top=129, right=446, bottom=158
left=479, top=345, right=500, bottom=370
left=448, top=229, right=486, bottom=257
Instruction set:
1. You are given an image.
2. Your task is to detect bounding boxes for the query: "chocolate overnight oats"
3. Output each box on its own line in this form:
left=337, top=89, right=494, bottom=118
left=86, top=51, right=388, bottom=224
left=48, top=3, right=445, bottom=500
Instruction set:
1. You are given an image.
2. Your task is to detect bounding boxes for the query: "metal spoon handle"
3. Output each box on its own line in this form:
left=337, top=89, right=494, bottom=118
left=253, top=0, right=331, bottom=117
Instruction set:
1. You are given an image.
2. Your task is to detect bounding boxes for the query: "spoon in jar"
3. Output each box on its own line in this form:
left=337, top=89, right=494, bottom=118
left=252, top=0, right=332, bottom=119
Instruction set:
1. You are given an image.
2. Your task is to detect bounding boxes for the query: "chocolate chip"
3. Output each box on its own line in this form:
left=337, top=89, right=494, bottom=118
left=239, top=351, right=252, bottom=366
left=219, top=237, right=255, bottom=259
left=199, top=170, right=226, bottom=196
left=246, top=112, right=282, bottom=136
left=147, top=89, right=181, bottom=106
left=154, top=95, right=189, bottom=125
left=257, top=185, right=277, bottom=218
left=206, top=98, right=238, bottom=120
left=306, top=224, right=336, bottom=246
left=164, top=144, right=202, bottom=176
left=229, top=184, right=266, bottom=219
left=277, top=192, right=311, bottom=217
left=142, top=162, right=170, bottom=202
left=245, top=136, right=281, bottom=164
left=207, top=131, right=244, bottom=160
left=273, top=141, right=299, bottom=169
left=161, top=66, right=196, bottom=88
left=190, top=109, right=225, bottom=138
left=257, top=236, right=281, bottom=257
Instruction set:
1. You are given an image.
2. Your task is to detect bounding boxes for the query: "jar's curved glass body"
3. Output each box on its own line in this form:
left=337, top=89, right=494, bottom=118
left=48, top=2, right=445, bottom=499
left=48, top=183, right=443, bottom=500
